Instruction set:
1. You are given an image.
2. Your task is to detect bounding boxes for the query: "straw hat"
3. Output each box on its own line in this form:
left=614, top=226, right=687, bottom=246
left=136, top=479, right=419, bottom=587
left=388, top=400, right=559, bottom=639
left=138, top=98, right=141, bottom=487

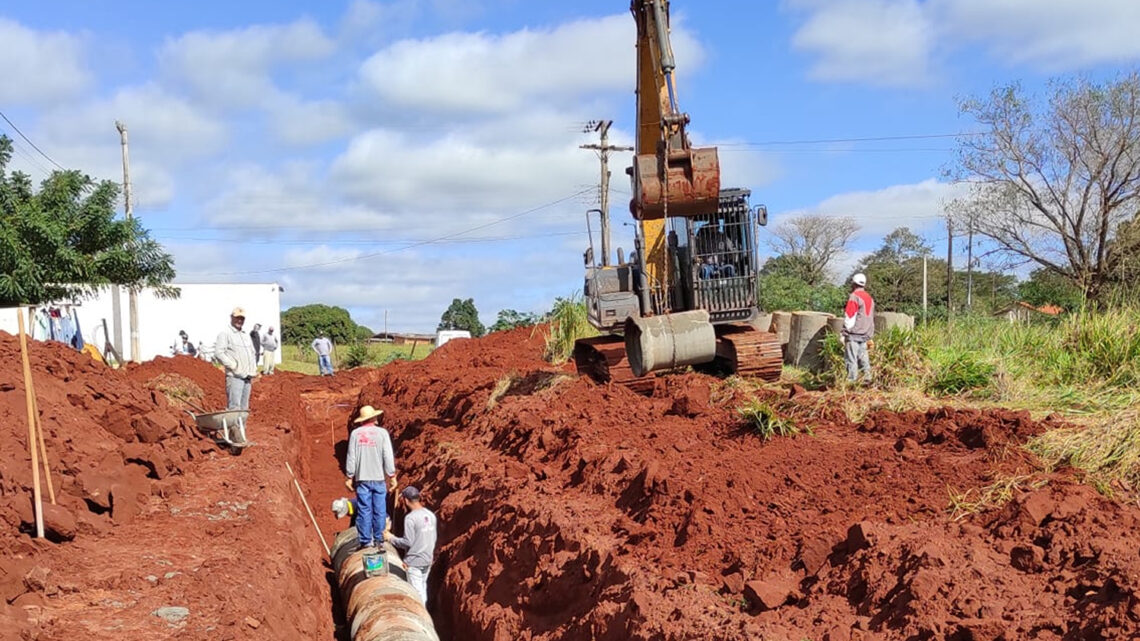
left=353, top=405, right=384, bottom=424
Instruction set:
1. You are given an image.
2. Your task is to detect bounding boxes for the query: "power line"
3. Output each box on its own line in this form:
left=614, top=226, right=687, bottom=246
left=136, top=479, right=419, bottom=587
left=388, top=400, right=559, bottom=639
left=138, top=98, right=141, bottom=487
left=194, top=188, right=594, bottom=276
left=0, top=109, right=64, bottom=170
left=719, top=132, right=982, bottom=147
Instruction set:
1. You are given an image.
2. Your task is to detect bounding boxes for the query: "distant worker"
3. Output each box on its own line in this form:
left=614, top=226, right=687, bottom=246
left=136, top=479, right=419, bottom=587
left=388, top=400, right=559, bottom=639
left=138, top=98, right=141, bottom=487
left=842, top=273, right=875, bottom=385
left=214, top=307, right=257, bottom=416
left=345, top=405, right=398, bottom=550
left=250, top=323, right=262, bottom=368
left=312, top=334, right=335, bottom=376
left=261, top=327, right=279, bottom=375
left=695, top=222, right=739, bottom=279
left=385, top=486, right=437, bottom=606
left=177, top=330, right=197, bottom=357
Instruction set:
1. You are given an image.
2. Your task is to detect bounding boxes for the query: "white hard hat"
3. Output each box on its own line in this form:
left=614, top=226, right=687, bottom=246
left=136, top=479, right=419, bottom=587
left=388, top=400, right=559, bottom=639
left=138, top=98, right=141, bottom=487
left=852, top=273, right=867, bottom=287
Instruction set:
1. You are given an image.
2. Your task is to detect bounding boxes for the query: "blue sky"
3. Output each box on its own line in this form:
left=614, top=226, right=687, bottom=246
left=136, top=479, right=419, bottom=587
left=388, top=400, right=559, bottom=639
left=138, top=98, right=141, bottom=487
left=2, top=0, right=1138, bottom=332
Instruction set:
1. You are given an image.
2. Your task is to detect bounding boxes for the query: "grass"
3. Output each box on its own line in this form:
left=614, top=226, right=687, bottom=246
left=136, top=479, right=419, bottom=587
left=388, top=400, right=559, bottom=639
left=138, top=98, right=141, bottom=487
left=1028, top=409, right=1140, bottom=496
left=543, top=295, right=598, bottom=363
left=278, top=341, right=431, bottom=374
left=947, top=474, right=1047, bottom=520
left=737, top=398, right=810, bottom=440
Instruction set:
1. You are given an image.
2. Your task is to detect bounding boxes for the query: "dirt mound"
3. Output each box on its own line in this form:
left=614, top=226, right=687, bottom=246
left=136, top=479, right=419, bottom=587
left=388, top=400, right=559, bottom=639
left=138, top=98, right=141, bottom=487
left=355, top=327, right=1140, bottom=640
left=0, top=333, right=334, bottom=639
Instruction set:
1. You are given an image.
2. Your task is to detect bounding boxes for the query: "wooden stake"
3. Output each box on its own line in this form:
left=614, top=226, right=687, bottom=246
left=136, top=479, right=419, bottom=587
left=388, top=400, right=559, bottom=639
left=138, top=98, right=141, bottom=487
left=17, top=310, right=44, bottom=538
left=31, top=394, right=56, bottom=505
left=285, top=461, right=331, bottom=557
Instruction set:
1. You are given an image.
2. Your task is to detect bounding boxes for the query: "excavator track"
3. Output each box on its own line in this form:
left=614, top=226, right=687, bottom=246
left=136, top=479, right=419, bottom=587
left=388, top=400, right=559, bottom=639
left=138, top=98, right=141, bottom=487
left=711, top=324, right=783, bottom=381
left=573, top=335, right=657, bottom=394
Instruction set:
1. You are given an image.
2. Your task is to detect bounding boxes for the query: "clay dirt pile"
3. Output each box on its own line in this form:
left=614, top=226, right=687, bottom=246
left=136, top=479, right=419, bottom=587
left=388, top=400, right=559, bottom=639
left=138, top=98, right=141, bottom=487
left=358, top=326, right=1140, bottom=641
left=0, top=334, right=335, bottom=640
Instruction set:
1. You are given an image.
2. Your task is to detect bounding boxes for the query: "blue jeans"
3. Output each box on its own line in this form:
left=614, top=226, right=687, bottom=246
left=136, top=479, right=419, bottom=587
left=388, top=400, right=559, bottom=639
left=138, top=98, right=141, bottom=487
left=318, top=354, right=334, bottom=375
left=354, top=481, right=387, bottom=546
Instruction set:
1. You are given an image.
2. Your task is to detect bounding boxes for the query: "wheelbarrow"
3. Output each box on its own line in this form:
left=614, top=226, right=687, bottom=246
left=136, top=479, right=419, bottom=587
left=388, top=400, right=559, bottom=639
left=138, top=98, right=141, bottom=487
left=185, top=408, right=252, bottom=452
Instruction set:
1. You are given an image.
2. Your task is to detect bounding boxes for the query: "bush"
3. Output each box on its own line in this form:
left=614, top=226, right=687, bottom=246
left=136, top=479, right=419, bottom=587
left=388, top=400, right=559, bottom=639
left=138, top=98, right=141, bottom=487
left=342, top=343, right=372, bottom=369
left=926, top=350, right=996, bottom=396
left=544, top=295, right=598, bottom=363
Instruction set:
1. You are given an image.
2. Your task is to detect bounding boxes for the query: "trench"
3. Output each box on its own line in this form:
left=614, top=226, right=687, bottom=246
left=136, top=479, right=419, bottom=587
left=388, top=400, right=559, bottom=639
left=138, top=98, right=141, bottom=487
left=294, top=386, right=459, bottom=641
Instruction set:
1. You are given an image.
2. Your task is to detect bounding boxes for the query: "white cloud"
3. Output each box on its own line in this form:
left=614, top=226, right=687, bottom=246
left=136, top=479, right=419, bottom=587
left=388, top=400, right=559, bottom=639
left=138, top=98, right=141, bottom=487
left=358, top=14, right=704, bottom=114
left=932, top=0, right=1140, bottom=70
left=787, top=0, right=1140, bottom=87
left=0, top=19, right=90, bottom=104
left=778, top=178, right=967, bottom=240
left=160, top=19, right=335, bottom=108
left=268, top=97, right=354, bottom=145
left=789, top=0, right=933, bottom=87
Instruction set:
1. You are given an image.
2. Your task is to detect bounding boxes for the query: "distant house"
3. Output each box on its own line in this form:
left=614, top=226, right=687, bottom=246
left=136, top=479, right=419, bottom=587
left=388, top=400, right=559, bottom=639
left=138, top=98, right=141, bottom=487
left=369, top=331, right=435, bottom=345
left=993, top=302, right=1064, bottom=323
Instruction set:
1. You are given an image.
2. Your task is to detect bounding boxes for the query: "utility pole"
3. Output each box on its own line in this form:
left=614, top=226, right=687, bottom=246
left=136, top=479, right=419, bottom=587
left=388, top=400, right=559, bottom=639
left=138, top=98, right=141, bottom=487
left=580, top=120, right=633, bottom=266
left=922, top=255, right=928, bottom=325
left=115, top=120, right=140, bottom=363
left=966, top=214, right=974, bottom=312
left=945, top=216, right=954, bottom=322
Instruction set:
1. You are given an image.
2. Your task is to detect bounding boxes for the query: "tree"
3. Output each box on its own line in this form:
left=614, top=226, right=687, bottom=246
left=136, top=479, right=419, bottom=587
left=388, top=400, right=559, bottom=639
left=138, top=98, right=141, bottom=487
left=856, top=228, right=932, bottom=310
left=281, top=304, right=358, bottom=345
left=757, top=255, right=846, bottom=313
left=766, top=215, right=859, bottom=286
left=948, top=72, right=1140, bottom=301
left=438, top=298, right=485, bottom=337
left=1018, top=268, right=1085, bottom=311
left=0, top=136, right=177, bottom=306
left=489, top=309, right=539, bottom=333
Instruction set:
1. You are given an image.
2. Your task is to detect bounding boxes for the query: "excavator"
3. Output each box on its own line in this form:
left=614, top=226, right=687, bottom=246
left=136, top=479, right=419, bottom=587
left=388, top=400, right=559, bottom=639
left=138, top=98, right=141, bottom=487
left=573, top=0, right=783, bottom=391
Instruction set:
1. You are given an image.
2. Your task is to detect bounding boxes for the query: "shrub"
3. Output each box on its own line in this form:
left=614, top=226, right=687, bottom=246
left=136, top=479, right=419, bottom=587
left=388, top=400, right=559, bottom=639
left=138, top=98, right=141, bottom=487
left=543, top=294, right=598, bottom=363
left=926, top=350, right=996, bottom=396
left=342, top=343, right=372, bottom=369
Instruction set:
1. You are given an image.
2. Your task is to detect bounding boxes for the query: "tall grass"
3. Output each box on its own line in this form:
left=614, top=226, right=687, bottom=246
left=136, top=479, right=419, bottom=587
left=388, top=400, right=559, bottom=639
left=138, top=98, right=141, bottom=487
left=1028, top=409, right=1140, bottom=495
left=543, top=295, right=598, bottom=363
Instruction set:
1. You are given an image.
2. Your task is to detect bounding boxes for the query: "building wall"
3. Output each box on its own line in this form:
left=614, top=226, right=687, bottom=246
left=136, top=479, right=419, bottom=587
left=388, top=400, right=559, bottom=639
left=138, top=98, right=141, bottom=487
left=0, top=283, right=282, bottom=364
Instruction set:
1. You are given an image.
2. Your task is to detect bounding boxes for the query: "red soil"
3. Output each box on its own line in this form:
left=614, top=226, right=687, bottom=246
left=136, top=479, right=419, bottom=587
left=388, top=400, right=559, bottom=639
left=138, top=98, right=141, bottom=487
left=4, top=324, right=1139, bottom=641
left=0, top=334, right=334, bottom=640
left=349, top=326, right=1140, bottom=641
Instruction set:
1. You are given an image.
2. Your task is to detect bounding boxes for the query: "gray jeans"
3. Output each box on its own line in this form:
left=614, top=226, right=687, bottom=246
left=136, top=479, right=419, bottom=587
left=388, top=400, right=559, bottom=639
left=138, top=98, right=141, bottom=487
left=406, top=565, right=429, bottom=606
left=225, top=374, right=252, bottom=410
left=845, top=338, right=872, bottom=382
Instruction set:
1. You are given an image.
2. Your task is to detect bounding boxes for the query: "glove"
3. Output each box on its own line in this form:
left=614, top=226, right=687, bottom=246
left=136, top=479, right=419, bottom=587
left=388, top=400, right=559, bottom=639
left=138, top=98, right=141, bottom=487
left=387, top=475, right=398, bottom=493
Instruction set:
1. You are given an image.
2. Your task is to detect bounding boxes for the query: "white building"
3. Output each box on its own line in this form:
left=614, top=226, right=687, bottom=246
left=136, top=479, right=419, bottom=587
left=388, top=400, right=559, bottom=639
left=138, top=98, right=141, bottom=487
left=0, top=283, right=283, bottom=364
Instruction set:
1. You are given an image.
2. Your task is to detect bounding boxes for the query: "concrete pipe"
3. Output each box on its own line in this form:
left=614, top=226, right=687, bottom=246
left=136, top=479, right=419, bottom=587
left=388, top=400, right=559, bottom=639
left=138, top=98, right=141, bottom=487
left=330, top=528, right=439, bottom=641
left=769, top=311, right=792, bottom=346
left=750, top=312, right=773, bottom=333
left=786, top=311, right=832, bottom=371
left=827, top=317, right=845, bottom=336
left=624, top=310, right=717, bottom=377
left=873, top=312, right=915, bottom=334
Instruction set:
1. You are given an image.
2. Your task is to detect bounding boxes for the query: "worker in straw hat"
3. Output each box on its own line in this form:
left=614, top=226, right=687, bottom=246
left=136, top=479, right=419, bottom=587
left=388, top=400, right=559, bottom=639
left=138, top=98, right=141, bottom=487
left=345, top=405, right=398, bottom=550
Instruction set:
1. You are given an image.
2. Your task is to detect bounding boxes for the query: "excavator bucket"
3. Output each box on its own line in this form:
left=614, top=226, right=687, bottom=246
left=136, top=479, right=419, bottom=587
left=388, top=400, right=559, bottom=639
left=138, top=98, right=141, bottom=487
left=631, top=146, right=720, bottom=219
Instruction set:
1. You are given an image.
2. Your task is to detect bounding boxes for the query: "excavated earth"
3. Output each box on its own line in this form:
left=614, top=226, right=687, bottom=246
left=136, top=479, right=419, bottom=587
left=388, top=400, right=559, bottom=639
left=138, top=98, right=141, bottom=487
left=3, top=326, right=1140, bottom=641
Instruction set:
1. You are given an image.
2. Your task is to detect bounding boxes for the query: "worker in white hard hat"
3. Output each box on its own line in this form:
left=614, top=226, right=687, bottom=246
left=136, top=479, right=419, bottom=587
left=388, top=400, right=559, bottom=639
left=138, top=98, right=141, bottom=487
left=842, top=273, right=875, bottom=385
left=214, top=306, right=258, bottom=422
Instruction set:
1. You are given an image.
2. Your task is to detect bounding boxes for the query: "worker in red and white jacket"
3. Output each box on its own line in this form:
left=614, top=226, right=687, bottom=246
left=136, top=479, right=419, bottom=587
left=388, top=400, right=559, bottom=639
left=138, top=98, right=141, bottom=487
left=842, top=273, right=875, bottom=384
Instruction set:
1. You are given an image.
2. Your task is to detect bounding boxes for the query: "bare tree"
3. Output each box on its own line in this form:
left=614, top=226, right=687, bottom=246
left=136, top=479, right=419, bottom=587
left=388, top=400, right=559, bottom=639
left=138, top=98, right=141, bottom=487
left=947, top=72, right=1140, bottom=300
left=766, top=215, right=859, bottom=286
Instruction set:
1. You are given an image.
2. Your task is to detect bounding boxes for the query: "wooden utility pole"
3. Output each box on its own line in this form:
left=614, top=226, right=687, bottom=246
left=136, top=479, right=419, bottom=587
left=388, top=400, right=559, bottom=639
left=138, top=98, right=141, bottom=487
left=922, top=255, right=928, bottom=325
left=17, top=310, right=44, bottom=539
left=115, top=121, right=140, bottom=363
left=946, top=217, right=954, bottom=321
left=966, top=215, right=974, bottom=311
left=580, top=120, right=633, bottom=266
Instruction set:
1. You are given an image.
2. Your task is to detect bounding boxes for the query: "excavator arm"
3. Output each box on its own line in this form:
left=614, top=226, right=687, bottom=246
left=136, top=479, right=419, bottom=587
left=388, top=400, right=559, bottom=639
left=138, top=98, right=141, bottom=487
left=629, top=0, right=721, bottom=317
